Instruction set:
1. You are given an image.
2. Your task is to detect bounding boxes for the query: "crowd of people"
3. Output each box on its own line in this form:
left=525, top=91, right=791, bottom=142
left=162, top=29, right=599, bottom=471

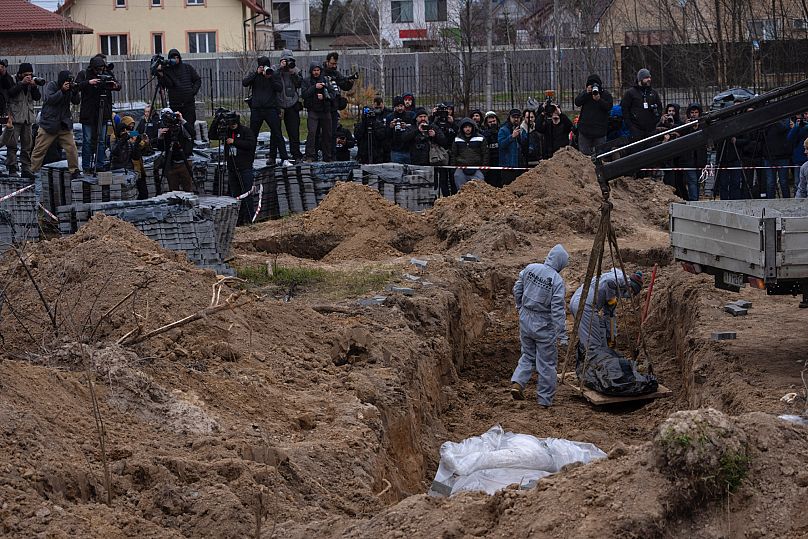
left=2, top=54, right=808, bottom=205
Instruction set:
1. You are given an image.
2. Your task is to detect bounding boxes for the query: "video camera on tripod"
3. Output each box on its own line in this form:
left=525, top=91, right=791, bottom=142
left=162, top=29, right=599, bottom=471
left=149, top=54, right=178, bottom=76
left=212, top=107, right=240, bottom=140
left=96, top=71, right=118, bottom=90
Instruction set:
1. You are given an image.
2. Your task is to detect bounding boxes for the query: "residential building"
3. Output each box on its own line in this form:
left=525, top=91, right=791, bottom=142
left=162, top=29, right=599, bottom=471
left=0, top=0, right=92, bottom=56
left=271, top=0, right=311, bottom=50
left=56, top=0, right=279, bottom=56
left=379, top=0, right=462, bottom=48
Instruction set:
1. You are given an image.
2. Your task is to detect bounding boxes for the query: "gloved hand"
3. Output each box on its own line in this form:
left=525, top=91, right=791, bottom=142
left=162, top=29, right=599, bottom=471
left=604, top=297, right=618, bottom=317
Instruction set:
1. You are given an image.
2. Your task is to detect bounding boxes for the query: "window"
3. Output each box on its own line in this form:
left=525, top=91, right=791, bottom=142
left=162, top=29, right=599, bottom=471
left=152, top=32, right=164, bottom=54
left=747, top=19, right=781, bottom=40
left=115, top=0, right=126, bottom=7
left=391, top=0, right=413, bottom=23
left=188, top=31, right=216, bottom=53
left=273, top=2, right=291, bottom=24
left=793, top=19, right=808, bottom=30
left=186, top=0, right=204, bottom=5
left=151, top=0, right=162, bottom=5
left=100, top=34, right=128, bottom=55
left=424, top=0, right=446, bottom=21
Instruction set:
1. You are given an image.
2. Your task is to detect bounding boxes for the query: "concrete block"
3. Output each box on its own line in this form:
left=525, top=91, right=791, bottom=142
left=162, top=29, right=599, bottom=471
left=460, top=254, right=480, bottom=262
left=403, top=273, right=421, bottom=281
left=724, top=304, right=748, bottom=316
left=410, top=258, right=428, bottom=270
left=358, top=295, right=387, bottom=306
left=734, top=299, right=752, bottom=309
left=97, top=171, right=113, bottom=186
left=386, top=285, right=415, bottom=296
left=711, top=331, right=737, bottom=341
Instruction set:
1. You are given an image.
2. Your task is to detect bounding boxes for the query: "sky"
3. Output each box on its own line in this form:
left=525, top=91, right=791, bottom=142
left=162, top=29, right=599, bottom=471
left=32, top=0, right=60, bottom=11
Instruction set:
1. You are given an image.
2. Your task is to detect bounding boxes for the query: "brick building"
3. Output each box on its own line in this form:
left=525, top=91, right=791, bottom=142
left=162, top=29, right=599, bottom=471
left=0, top=0, right=92, bottom=56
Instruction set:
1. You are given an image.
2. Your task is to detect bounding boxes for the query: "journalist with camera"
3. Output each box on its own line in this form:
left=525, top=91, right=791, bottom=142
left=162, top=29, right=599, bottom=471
left=111, top=115, right=153, bottom=199
left=155, top=49, right=202, bottom=128
left=77, top=54, right=121, bottom=174
left=387, top=96, right=414, bottom=164
left=620, top=68, right=663, bottom=142
left=216, top=110, right=257, bottom=224
left=322, top=52, right=359, bottom=147
left=243, top=56, right=290, bottom=164
left=4, top=63, right=42, bottom=178
left=431, top=103, right=458, bottom=195
left=277, top=50, right=304, bottom=161
left=30, top=71, right=81, bottom=180
left=355, top=98, right=390, bottom=164
left=302, top=63, right=334, bottom=162
left=574, top=74, right=613, bottom=155
left=155, top=108, right=194, bottom=193
left=400, top=107, right=446, bottom=166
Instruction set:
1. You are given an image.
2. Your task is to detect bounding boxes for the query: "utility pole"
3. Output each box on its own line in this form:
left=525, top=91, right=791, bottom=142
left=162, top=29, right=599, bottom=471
left=553, top=0, right=560, bottom=98
left=485, top=0, right=493, bottom=110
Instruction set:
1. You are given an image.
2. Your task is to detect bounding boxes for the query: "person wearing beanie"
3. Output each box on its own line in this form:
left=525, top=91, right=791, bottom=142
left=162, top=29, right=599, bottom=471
left=451, top=117, right=488, bottom=190
left=387, top=95, right=414, bottom=164
left=402, top=92, right=416, bottom=113
left=481, top=111, right=501, bottom=186
left=243, top=56, right=287, bottom=164
left=354, top=96, right=390, bottom=164
left=498, top=108, right=526, bottom=185
left=301, top=63, right=334, bottom=161
left=470, top=108, right=483, bottom=126
left=619, top=67, right=663, bottom=142
left=678, top=103, right=708, bottom=201
left=277, top=49, right=303, bottom=161
left=400, top=107, right=446, bottom=166
left=30, top=70, right=81, bottom=180
left=76, top=54, right=121, bottom=174
left=574, top=73, right=614, bottom=155
left=4, top=62, right=41, bottom=178
left=155, top=48, right=201, bottom=129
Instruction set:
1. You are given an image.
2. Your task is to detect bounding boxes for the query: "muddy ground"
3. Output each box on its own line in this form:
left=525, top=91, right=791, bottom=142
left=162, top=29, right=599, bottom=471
left=1, top=148, right=807, bottom=538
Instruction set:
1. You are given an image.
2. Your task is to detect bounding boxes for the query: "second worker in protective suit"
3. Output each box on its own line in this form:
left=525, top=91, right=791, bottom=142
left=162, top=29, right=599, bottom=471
left=509, top=244, right=569, bottom=407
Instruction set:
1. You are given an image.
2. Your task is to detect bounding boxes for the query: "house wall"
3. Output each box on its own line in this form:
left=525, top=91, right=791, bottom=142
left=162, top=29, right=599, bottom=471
left=379, top=0, right=463, bottom=47
left=60, top=0, right=255, bottom=56
left=0, top=33, right=71, bottom=56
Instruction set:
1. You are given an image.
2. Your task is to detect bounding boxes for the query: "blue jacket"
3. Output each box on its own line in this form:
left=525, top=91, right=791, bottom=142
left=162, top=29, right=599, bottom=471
left=787, top=122, right=808, bottom=166
left=498, top=122, right=525, bottom=167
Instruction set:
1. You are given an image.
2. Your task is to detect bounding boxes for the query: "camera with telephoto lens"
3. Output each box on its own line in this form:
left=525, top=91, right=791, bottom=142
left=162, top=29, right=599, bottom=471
left=591, top=83, right=600, bottom=96
left=433, top=103, right=449, bottom=126
left=543, top=90, right=555, bottom=112
left=362, top=106, right=377, bottom=121
left=347, top=71, right=360, bottom=81
left=0, top=115, right=8, bottom=125
left=97, top=72, right=118, bottom=90
left=212, top=107, right=239, bottom=139
left=286, top=59, right=296, bottom=70
left=160, top=110, right=181, bottom=131
left=149, top=54, right=177, bottom=76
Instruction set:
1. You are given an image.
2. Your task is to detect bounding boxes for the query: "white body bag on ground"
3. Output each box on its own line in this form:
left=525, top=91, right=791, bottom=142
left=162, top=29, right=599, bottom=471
left=429, top=424, right=606, bottom=496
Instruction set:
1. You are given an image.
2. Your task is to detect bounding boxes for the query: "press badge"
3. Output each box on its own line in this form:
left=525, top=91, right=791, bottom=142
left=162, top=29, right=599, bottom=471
left=643, top=102, right=649, bottom=109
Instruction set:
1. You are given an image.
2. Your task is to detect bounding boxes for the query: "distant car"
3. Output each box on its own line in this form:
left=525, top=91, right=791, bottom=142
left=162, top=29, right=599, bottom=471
left=710, top=88, right=756, bottom=111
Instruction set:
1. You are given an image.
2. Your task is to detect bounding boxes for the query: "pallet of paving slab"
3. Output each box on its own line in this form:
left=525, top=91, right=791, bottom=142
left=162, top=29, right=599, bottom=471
left=557, top=373, right=672, bottom=405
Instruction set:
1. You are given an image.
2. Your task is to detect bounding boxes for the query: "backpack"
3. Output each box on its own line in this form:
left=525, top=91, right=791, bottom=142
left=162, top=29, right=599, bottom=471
left=429, top=142, right=450, bottom=165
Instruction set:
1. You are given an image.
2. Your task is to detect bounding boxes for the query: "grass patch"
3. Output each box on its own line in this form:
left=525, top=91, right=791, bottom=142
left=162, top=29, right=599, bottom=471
left=719, top=452, right=750, bottom=492
left=236, top=263, right=392, bottom=299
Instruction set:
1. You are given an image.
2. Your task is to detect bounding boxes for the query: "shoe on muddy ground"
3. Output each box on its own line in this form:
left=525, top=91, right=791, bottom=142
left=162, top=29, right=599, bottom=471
left=510, top=383, right=525, bottom=400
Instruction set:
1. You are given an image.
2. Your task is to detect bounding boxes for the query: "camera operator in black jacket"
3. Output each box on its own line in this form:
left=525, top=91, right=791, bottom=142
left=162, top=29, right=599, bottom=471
left=355, top=100, right=390, bottom=164
left=335, top=123, right=355, bottom=161
left=401, top=107, right=447, bottom=166
left=156, top=49, right=202, bottom=128
left=431, top=103, right=457, bottom=195
left=574, top=74, right=613, bottom=155
left=387, top=96, right=414, bottom=164
left=323, top=52, right=356, bottom=150
left=77, top=54, right=121, bottom=174
left=243, top=56, right=289, bottom=164
left=302, top=63, right=334, bottom=161
left=221, top=111, right=257, bottom=224
left=155, top=108, right=195, bottom=193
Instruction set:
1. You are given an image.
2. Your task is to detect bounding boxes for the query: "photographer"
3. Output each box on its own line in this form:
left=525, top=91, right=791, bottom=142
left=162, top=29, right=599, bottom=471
left=277, top=49, right=304, bottom=161
left=302, top=63, right=334, bottom=162
left=520, top=108, right=544, bottom=165
left=431, top=103, right=458, bottom=196
left=322, top=52, right=357, bottom=144
left=221, top=112, right=257, bottom=224
left=452, top=117, right=488, bottom=190
left=30, top=71, right=81, bottom=179
left=679, top=104, right=707, bottom=201
left=657, top=103, right=686, bottom=196
left=620, top=68, right=663, bottom=142
left=156, top=49, right=202, bottom=128
left=243, top=56, right=289, bottom=164
left=155, top=108, right=194, bottom=192
left=110, top=116, right=152, bottom=199
left=77, top=54, right=121, bottom=174
left=539, top=104, right=572, bottom=158
left=354, top=98, right=390, bottom=164
left=6, top=63, right=41, bottom=178
left=574, top=74, right=613, bottom=155
left=498, top=109, right=526, bottom=185
left=400, top=107, right=446, bottom=166
left=387, top=96, right=414, bottom=164
left=334, top=123, right=355, bottom=161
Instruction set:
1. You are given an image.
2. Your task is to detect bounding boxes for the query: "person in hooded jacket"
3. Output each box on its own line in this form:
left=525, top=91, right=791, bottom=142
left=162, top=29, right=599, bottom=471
left=539, top=104, right=573, bottom=158
left=509, top=244, right=570, bottom=406
left=222, top=112, right=257, bottom=224
left=574, top=74, right=613, bottom=155
left=243, top=57, right=289, bottom=164
left=451, top=117, right=488, bottom=190
left=355, top=99, right=390, bottom=164
left=30, top=70, right=81, bottom=179
left=334, top=123, right=355, bottom=161
left=156, top=49, right=201, bottom=128
left=481, top=111, right=501, bottom=187
left=277, top=50, right=303, bottom=161
left=569, top=268, right=643, bottom=357
left=620, top=68, right=663, bottom=141
left=302, top=63, right=333, bottom=161
left=5, top=62, right=41, bottom=178
left=76, top=54, right=121, bottom=174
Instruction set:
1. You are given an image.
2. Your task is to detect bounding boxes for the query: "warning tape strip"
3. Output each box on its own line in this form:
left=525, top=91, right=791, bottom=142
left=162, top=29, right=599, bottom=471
left=432, top=165, right=531, bottom=170
left=251, top=184, right=263, bottom=223
left=0, top=183, right=34, bottom=204
left=641, top=165, right=802, bottom=172
left=39, top=203, right=59, bottom=222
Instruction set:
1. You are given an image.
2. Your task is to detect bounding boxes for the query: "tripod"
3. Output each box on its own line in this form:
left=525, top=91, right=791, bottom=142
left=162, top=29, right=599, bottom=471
left=86, top=85, right=112, bottom=175
left=157, top=126, right=194, bottom=193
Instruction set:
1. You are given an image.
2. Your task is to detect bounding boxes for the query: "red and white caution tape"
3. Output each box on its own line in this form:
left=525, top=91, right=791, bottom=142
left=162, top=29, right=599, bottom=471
left=641, top=165, right=803, bottom=172
left=39, top=203, right=59, bottom=221
left=251, top=184, right=263, bottom=223
left=0, top=183, right=34, bottom=204
left=432, top=165, right=530, bottom=170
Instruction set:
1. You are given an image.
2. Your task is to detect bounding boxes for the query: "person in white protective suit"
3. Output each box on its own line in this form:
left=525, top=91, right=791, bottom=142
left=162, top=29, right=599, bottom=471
left=509, top=244, right=569, bottom=406
left=569, top=268, right=643, bottom=354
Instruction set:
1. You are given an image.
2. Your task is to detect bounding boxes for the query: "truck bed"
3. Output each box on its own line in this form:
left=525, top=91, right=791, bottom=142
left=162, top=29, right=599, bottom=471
left=670, top=200, right=808, bottom=284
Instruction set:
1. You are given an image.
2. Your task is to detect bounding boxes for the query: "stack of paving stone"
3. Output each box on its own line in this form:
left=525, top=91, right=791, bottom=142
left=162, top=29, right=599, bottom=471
left=352, top=163, right=436, bottom=211
left=70, top=171, right=140, bottom=204
left=56, top=192, right=240, bottom=273
left=0, top=177, right=39, bottom=246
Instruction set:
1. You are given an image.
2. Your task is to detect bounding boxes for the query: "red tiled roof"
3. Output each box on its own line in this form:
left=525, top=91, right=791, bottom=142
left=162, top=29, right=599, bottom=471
left=0, top=0, right=92, bottom=34
left=58, top=0, right=269, bottom=17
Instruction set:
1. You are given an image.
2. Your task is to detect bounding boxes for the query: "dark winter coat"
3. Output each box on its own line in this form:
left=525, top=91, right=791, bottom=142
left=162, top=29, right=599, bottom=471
left=540, top=115, right=573, bottom=157
left=76, top=55, right=120, bottom=124
left=39, top=72, right=80, bottom=135
left=156, top=123, right=194, bottom=163
left=335, top=124, right=355, bottom=161
left=354, top=110, right=390, bottom=163
left=451, top=118, right=488, bottom=166
left=482, top=124, right=500, bottom=165
left=0, top=72, right=14, bottom=115
left=322, top=66, right=354, bottom=92
left=401, top=123, right=447, bottom=166
left=574, top=75, right=614, bottom=139
left=301, top=64, right=332, bottom=113
left=277, top=49, right=302, bottom=109
left=6, top=77, right=41, bottom=125
left=387, top=110, right=415, bottom=152
left=159, top=51, right=202, bottom=108
left=223, top=123, right=257, bottom=171
left=788, top=121, right=808, bottom=166
left=620, top=84, right=663, bottom=136
left=762, top=119, right=791, bottom=161
left=243, top=61, right=283, bottom=109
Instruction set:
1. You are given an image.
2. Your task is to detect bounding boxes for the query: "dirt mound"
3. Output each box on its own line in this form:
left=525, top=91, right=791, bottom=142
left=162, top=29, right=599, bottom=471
left=235, top=182, right=431, bottom=261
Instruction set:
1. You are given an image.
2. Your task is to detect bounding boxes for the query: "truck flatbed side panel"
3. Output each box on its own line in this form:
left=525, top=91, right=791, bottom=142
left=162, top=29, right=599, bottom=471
left=670, top=203, right=762, bottom=232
